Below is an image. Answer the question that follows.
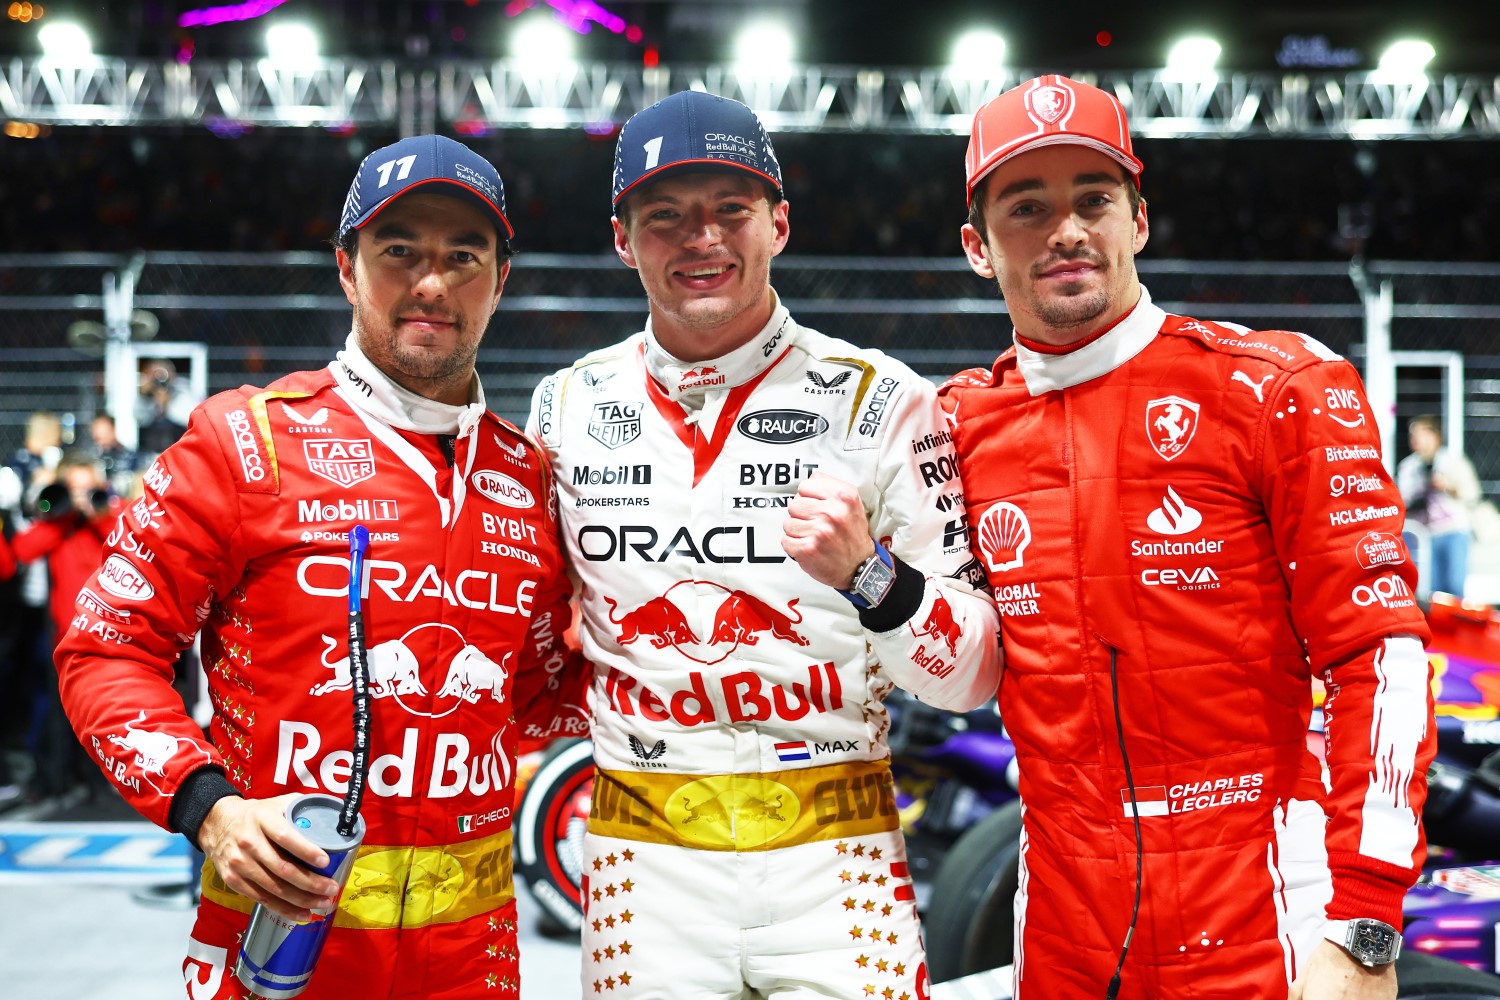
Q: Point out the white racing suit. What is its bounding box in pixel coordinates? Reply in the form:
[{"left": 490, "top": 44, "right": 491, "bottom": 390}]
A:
[{"left": 528, "top": 296, "right": 1003, "bottom": 999}]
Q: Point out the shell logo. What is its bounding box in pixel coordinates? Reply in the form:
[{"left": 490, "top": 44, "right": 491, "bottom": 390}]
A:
[
  {"left": 976, "top": 501, "right": 1031, "bottom": 573},
  {"left": 665, "top": 775, "right": 800, "bottom": 849}
]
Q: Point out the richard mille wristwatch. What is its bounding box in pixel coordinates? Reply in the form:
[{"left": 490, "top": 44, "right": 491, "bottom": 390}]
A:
[
  {"left": 841, "top": 542, "right": 896, "bottom": 609},
  {"left": 1329, "top": 918, "right": 1402, "bottom": 967}
]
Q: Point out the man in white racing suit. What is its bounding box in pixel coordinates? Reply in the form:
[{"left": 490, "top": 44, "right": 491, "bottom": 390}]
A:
[{"left": 527, "top": 91, "right": 1003, "bottom": 999}]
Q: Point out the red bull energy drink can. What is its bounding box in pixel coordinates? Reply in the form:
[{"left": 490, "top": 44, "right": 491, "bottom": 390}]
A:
[{"left": 233, "top": 793, "right": 365, "bottom": 999}]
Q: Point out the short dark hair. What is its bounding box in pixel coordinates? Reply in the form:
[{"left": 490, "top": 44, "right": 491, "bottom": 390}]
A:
[
  {"left": 967, "top": 168, "right": 1143, "bottom": 243},
  {"left": 615, "top": 173, "right": 784, "bottom": 232}
]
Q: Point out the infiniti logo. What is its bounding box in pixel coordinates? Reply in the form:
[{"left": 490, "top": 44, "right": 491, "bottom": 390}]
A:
[{"left": 1146, "top": 487, "right": 1203, "bottom": 536}]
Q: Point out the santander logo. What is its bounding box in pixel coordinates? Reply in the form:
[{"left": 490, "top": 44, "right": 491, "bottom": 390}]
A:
[{"left": 1145, "top": 487, "right": 1203, "bottom": 536}]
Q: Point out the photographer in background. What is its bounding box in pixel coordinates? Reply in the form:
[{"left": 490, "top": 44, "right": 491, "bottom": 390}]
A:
[
  {"left": 7, "top": 456, "right": 117, "bottom": 801},
  {"left": 1398, "top": 415, "right": 1482, "bottom": 598}
]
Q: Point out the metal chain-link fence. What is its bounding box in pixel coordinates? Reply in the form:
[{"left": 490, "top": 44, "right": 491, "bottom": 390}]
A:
[{"left": 2, "top": 253, "right": 1496, "bottom": 497}]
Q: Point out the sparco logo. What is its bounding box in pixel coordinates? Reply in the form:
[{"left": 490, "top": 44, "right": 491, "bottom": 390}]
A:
[
  {"left": 1351, "top": 574, "right": 1414, "bottom": 609},
  {"left": 471, "top": 469, "right": 534, "bottom": 509},
  {"left": 737, "top": 410, "right": 828, "bottom": 444},
  {"left": 857, "top": 377, "right": 900, "bottom": 437},
  {"left": 225, "top": 409, "right": 265, "bottom": 482},
  {"left": 99, "top": 554, "right": 154, "bottom": 601}
]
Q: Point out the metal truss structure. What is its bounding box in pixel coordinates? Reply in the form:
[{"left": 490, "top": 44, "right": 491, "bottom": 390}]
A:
[{"left": 3, "top": 58, "right": 1498, "bottom": 138}]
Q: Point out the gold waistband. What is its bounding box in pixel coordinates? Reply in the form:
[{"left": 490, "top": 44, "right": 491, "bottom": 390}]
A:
[
  {"left": 200, "top": 828, "right": 514, "bottom": 931},
  {"left": 587, "top": 759, "right": 898, "bottom": 851}
]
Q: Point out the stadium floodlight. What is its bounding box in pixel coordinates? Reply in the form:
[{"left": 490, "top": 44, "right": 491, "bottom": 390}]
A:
[
  {"left": 1377, "top": 39, "right": 1435, "bottom": 79},
  {"left": 1166, "top": 36, "right": 1221, "bottom": 77},
  {"left": 734, "top": 20, "right": 795, "bottom": 73},
  {"left": 38, "top": 20, "right": 92, "bottom": 63},
  {"left": 265, "top": 22, "right": 319, "bottom": 66},
  {"left": 510, "top": 15, "right": 576, "bottom": 70},
  {"left": 950, "top": 29, "right": 1006, "bottom": 77}
]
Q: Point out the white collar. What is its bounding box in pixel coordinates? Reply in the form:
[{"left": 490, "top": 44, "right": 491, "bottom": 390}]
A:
[
  {"left": 643, "top": 293, "right": 794, "bottom": 403},
  {"left": 331, "top": 332, "right": 486, "bottom": 436},
  {"left": 1015, "top": 286, "right": 1165, "bottom": 396}
]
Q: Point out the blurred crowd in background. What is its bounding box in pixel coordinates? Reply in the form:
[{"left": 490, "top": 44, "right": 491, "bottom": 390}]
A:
[{"left": 3, "top": 129, "right": 1498, "bottom": 260}]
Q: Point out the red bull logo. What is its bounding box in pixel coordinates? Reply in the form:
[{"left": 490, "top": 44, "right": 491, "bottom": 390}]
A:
[
  {"left": 664, "top": 775, "right": 799, "bottom": 848},
  {"left": 677, "top": 366, "right": 726, "bottom": 391},
  {"left": 603, "top": 581, "right": 808, "bottom": 664},
  {"left": 306, "top": 623, "right": 514, "bottom": 719},
  {"left": 909, "top": 593, "right": 961, "bottom": 657},
  {"left": 604, "top": 661, "right": 842, "bottom": 727}
]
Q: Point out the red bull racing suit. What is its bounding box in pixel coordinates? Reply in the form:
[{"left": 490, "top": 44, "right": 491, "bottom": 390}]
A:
[
  {"left": 938, "top": 289, "right": 1434, "bottom": 999},
  {"left": 528, "top": 296, "right": 1003, "bottom": 999},
  {"left": 56, "top": 338, "right": 588, "bottom": 1000}
]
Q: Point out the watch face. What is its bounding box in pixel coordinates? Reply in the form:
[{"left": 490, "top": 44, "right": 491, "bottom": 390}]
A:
[
  {"left": 1348, "top": 920, "right": 1399, "bottom": 965},
  {"left": 855, "top": 558, "right": 897, "bottom": 605}
]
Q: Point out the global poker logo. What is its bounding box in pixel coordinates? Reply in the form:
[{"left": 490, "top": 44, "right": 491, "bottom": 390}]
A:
[{"left": 603, "top": 581, "right": 809, "bottom": 664}]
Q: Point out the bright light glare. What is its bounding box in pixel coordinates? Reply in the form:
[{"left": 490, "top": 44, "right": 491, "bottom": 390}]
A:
[
  {"left": 510, "top": 16, "right": 575, "bottom": 67},
  {"left": 265, "top": 23, "right": 319, "bottom": 65},
  {"left": 734, "top": 20, "right": 795, "bottom": 71},
  {"left": 38, "top": 21, "right": 91, "bottom": 61},
  {"left": 950, "top": 29, "right": 1005, "bottom": 76},
  {"left": 1378, "top": 39, "right": 1435, "bottom": 76},
  {"left": 1166, "top": 36, "right": 1221, "bottom": 74}
]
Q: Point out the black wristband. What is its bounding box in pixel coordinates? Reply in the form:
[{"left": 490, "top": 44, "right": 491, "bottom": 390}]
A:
[
  {"left": 168, "top": 766, "right": 242, "bottom": 851},
  {"left": 856, "top": 554, "right": 925, "bottom": 633}
]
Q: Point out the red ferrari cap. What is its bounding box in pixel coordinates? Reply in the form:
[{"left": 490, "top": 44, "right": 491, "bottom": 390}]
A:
[{"left": 965, "top": 75, "right": 1143, "bottom": 205}]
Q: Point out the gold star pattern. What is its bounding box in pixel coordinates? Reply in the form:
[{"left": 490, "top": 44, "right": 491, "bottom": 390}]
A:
[
  {"left": 874, "top": 874, "right": 888, "bottom": 887},
  {"left": 883, "top": 988, "right": 896, "bottom": 999},
  {"left": 862, "top": 900, "right": 876, "bottom": 913},
  {"left": 486, "top": 944, "right": 498, "bottom": 958},
  {"left": 621, "top": 879, "right": 634, "bottom": 893},
  {"left": 488, "top": 916, "right": 500, "bottom": 932},
  {"left": 893, "top": 963, "right": 906, "bottom": 977},
  {"left": 843, "top": 897, "right": 857, "bottom": 911},
  {"left": 876, "top": 959, "right": 889, "bottom": 973},
  {"left": 592, "top": 919, "right": 603, "bottom": 932},
  {"left": 606, "top": 853, "right": 619, "bottom": 866},
  {"left": 885, "top": 932, "right": 898, "bottom": 945},
  {"left": 881, "top": 904, "right": 893, "bottom": 917},
  {"left": 868, "top": 927, "right": 883, "bottom": 941},
  {"left": 619, "top": 941, "right": 632, "bottom": 955},
  {"left": 840, "top": 870, "right": 853, "bottom": 883},
  {"left": 593, "top": 858, "right": 604, "bottom": 871},
  {"left": 849, "top": 926, "right": 864, "bottom": 940},
  {"left": 870, "top": 848, "right": 883, "bottom": 861},
  {"left": 621, "top": 849, "right": 634, "bottom": 862},
  {"left": 836, "top": 841, "right": 849, "bottom": 855},
  {"left": 863, "top": 985, "right": 876, "bottom": 997},
  {"left": 618, "top": 972, "right": 632, "bottom": 986},
  {"left": 858, "top": 873, "right": 871, "bottom": 884},
  {"left": 605, "top": 884, "right": 618, "bottom": 898},
  {"left": 604, "top": 915, "right": 616, "bottom": 929},
  {"left": 485, "top": 973, "right": 497, "bottom": 989},
  {"left": 593, "top": 981, "right": 602, "bottom": 994},
  {"left": 620, "top": 910, "right": 633, "bottom": 923},
  {"left": 592, "top": 889, "right": 603, "bottom": 902},
  {"left": 855, "top": 954, "right": 869, "bottom": 968},
  {"left": 604, "top": 946, "right": 616, "bottom": 960},
  {"left": 604, "top": 976, "right": 616, "bottom": 990},
  {"left": 592, "top": 950, "right": 602, "bottom": 964},
  {"left": 900, "top": 992, "right": 912, "bottom": 1000}
]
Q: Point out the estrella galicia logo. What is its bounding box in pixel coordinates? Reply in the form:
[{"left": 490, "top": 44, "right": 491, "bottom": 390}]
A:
[
  {"left": 737, "top": 409, "right": 828, "bottom": 444},
  {"left": 588, "top": 401, "right": 643, "bottom": 450}
]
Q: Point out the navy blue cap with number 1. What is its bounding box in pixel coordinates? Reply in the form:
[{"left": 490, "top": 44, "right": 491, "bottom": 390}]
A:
[{"left": 611, "top": 91, "right": 783, "bottom": 208}]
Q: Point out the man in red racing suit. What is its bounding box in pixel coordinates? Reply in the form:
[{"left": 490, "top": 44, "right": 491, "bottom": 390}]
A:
[
  {"left": 940, "top": 75, "right": 1434, "bottom": 999},
  {"left": 56, "top": 134, "right": 587, "bottom": 1000}
]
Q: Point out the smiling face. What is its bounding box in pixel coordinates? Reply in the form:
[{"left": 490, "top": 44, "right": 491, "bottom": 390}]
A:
[
  {"left": 962, "top": 145, "right": 1148, "bottom": 347},
  {"left": 337, "top": 191, "right": 508, "bottom": 404},
  {"left": 613, "top": 171, "right": 790, "bottom": 362}
]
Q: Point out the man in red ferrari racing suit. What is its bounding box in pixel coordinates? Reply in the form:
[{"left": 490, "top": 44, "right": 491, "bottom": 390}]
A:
[
  {"left": 56, "top": 134, "right": 587, "bottom": 1000},
  {"left": 940, "top": 75, "right": 1435, "bottom": 1000},
  {"left": 528, "top": 90, "right": 1003, "bottom": 1000}
]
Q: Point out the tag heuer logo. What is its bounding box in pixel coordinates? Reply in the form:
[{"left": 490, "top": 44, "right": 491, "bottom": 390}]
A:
[
  {"left": 588, "top": 402, "right": 643, "bottom": 450},
  {"left": 304, "top": 439, "right": 376, "bottom": 486}
]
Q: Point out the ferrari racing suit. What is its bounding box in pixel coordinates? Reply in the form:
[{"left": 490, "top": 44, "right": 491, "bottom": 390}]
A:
[
  {"left": 56, "top": 338, "right": 588, "bottom": 1000},
  {"left": 938, "top": 288, "right": 1435, "bottom": 999},
  {"left": 528, "top": 296, "right": 1003, "bottom": 999}
]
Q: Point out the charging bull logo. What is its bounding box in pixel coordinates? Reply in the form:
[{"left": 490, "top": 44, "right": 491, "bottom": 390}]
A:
[
  {"left": 307, "top": 623, "right": 513, "bottom": 719},
  {"left": 666, "top": 775, "right": 800, "bottom": 849},
  {"left": 605, "top": 581, "right": 808, "bottom": 664},
  {"left": 108, "top": 711, "right": 184, "bottom": 776},
  {"left": 910, "top": 593, "right": 961, "bottom": 656},
  {"left": 439, "top": 645, "right": 512, "bottom": 704}
]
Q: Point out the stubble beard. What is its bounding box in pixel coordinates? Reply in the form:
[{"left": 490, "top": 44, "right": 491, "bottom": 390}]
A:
[{"left": 353, "top": 296, "right": 479, "bottom": 385}]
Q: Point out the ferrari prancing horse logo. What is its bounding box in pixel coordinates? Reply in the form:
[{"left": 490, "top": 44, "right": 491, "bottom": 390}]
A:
[{"left": 1145, "top": 396, "right": 1199, "bottom": 461}]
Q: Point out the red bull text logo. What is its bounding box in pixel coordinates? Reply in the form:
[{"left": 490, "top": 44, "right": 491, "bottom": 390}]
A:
[
  {"left": 604, "top": 661, "right": 842, "bottom": 727},
  {"left": 275, "top": 721, "right": 513, "bottom": 799}
]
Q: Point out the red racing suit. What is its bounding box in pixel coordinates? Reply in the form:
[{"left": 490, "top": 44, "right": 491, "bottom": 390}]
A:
[
  {"left": 56, "top": 340, "right": 588, "bottom": 1000},
  {"left": 939, "top": 288, "right": 1435, "bottom": 999},
  {"left": 529, "top": 296, "right": 1003, "bottom": 999}
]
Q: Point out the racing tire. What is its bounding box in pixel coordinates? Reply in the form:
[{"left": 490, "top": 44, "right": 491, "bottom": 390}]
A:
[
  {"left": 1395, "top": 950, "right": 1500, "bottom": 999},
  {"left": 514, "top": 737, "right": 595, "bottom": 933},
  {"left": 922, "top": 799, "right": 1023, "bottom": 983}
]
